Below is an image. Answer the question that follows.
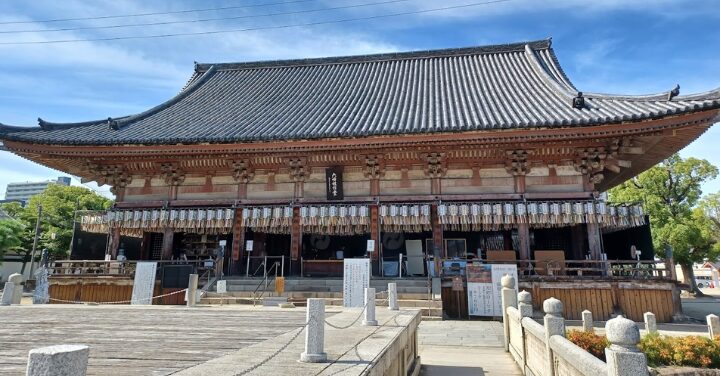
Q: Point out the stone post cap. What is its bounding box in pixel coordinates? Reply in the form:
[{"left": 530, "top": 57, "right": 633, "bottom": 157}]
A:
[
  {"left": 518, "top": 290, "right": 531, "bottom": 304},
  {"left": 708, "top": 314, "right": 719, "bottom": 320},
  {"left": 501, "top": 274, "right": 515, "bottom": 289},
  {"left": 8, "top": 273, "right": 23, "bottom": 283},
  {"left": 582, "top": 309, "right": 591, "bottom": 314},
  {"left": 29, "top": 344, "right": 89, "bottom": 356},
  {"left": 644, "top": 312, "right": 655, "bottom": 317},
  {"left": 543, "top": 297, "right": 563, "bottom": 316},
  {"left": 606, "top": 315, "right": 640, "bottom": 348}
]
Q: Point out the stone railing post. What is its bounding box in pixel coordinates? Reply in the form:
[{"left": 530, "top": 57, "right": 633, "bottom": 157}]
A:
[
  {"left": 186, "top": 273, "right": 198, "bottom": 307},
  {"left": 644, "top": 312, "right": 657, "bottom": 335},
  {"left": 712, "top": 269, "right": 719, "bottom": 289},
  {"left": 9, "top": 273, "right": 23, "bottom": 304},
  {"left": 707, "top": 314, "right": 719, "bottom": 338},
  {"left": 501, "top": 275, "right": 517, "bottom": 352},
  {"left": 543, "top": 297, "right": 565, "bottom": 376},
  {"left": 363, "top": 287, "right": 378, "bottom": 326},
  {"left": 517, "top": 290, "right": 533, "bottom": 371},
  {"left": 300, "top": 298, "right": 327, "bottom": 363},
  {"left": 388, "top": 283, "right": 399, "bottom": 311},
  {"left": 1, "top": 282, "right": 15, "bottom": 306},
  {"left": 605, "top": 316, "right": 648, "bottom": 376},
  {"left": 582, "top": 310, "right": 593, "bottom": 332},
  {"left": 26, "top": 345, "right": 89, "bottom": 376}
]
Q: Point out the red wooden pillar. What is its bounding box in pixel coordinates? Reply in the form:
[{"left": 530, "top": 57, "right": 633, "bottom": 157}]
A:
[
  {"left": 514, "top": 174, "right": 530, "bottom": 260},
  {"left": 161, "top": 228, "right": 174, "bottom": 260},
  {"left": 431, "top": 204, "right": 444, "bottom": 274},
  {"left": 231, "top": 208, "right": 244, "bottom": 275},
  {"left": 108, "top": 227, "right": 121, "bottom": 259},
  {"left": 587, "top": 223, "right": 602, "bottom": 260},
  {"left": 290, "top": 207, "right": 302, "bottom": 275},
  {"left": 370, "top": 205, "right": 380, "bottom": 275}
]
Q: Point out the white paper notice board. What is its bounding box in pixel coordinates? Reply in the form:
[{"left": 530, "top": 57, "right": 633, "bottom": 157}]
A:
[
  {"left": 343, "top": 259, "right": 370, "bottom": 308},
  {"left": 467, "top": 264, "right": 518, "bottom": 316}
]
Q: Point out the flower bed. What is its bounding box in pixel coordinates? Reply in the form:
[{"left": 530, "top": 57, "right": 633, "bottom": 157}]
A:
[{"left": 567, "top": 330, "right": 720, "bottom": 369}]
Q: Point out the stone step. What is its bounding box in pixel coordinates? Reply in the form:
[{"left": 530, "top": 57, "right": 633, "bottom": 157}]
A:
[{"left": 208, "top": 291, "right": 432, "bottom": 300}]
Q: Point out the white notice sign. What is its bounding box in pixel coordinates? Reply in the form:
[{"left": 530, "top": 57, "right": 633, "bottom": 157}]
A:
[
  {"left": 131, "top": 262, "right": 157, "bottom": 305},
  {"left": 343, "top": 259, "right": 370, "bottom": 308},
  {"left": 491, "top": 264, "right": 519, "bottom": 316},
  {"left": 466, "top": 264, "right": 519, "bottom": 316},
  {"left": 366, "top": 240, "right": 375, "bottom": 253},
  {"left": 246, "top": 240, "right": 254, "bottom": 252},
  {"left": 216, "top": 280, "right": 227, "bottom": 294},
  {"left": 466, "top": 264, "right": 494, "bottom": 316}
]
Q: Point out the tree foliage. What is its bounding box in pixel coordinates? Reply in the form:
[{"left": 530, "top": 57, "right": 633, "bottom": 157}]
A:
[
  {"left": 608, "top": 154, "right": 719, "bottom": 293},
  {"left": 0, "top": 219, "right": 25, "bottom": 260},
  {"left": 1, "top": 185, "right": 112, "bottom": 262}
]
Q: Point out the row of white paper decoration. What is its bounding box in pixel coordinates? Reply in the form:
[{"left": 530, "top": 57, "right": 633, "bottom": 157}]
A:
[
  {"left": 437, "top": 202, "right": 644, "bottom": 231},
  {"left": 301, "top": 205, "right": 370, "bottom": 235},
  {"left": 379, "top": 204, "right": 432, "bottom": 233},
  {"left": 241, "top": 206, "right": 293, "bottom": 234},
  {"left": 80, "top": 208, "right": 235, "bottom": 234},
  {"left": 79, "top": 201, "right": 645, "bottom": 236}
]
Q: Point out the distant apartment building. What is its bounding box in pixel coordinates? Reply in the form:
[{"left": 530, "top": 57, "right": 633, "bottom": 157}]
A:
[{"left": 4, "top": 176, "right": 71, "bottom": 202}]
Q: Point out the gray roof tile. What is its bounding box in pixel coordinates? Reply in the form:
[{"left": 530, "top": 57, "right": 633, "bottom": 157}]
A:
[{"left": 1, "top": 39, "right": 719, "bottom": 146}]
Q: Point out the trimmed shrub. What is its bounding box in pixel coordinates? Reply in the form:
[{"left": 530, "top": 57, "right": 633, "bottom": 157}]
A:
[
  {"left": 566, "top": 330, "right": 609, "bottom": 361},
  {"left": 639, "top": 333, "right": 674, "bottom": 367},
  {"left": 639, "top": 333, "right": 720, "bottom": 368}
]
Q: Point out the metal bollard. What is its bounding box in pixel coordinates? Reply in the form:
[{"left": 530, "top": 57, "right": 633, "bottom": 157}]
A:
[
  {"left": 186, "top": 273, "right": 198, "bottom": 307},
  {"left": 363, "top": 287, "right": 378, "bottom": 326},
  {"left": 300, "top": 298, "right": 327, "bottom": 363},
  {"left": 26, "top": 344, "right": 89, "bottom": 376},
  {"left": 388, "top": 283, "right": 399, "bottom": 310}
]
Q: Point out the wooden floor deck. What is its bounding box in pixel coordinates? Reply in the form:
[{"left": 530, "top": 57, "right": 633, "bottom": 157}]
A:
[{"left": 0, "top": 305, "right": 307, "bottom": 375}]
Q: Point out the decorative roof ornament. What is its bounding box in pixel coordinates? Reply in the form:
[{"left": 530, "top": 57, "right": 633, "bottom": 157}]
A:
[
  {"left": 107, "top": 117, "right": 119, "bottom": 131},
  {"left": 572, "top": 92, "right": 585, "bottom": 109},
  {"left": 667, "top": 84, "right": 680, "bottom": 100}
]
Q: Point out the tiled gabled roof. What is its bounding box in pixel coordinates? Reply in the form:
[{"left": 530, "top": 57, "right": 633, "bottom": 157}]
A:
[{"left": 1, "top": 39, "right": 719, "bottom": 146}]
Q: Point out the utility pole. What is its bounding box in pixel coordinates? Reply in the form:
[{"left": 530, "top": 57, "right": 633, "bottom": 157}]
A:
[{"left": 29, "top": 204, "right": 42, "bottom": 278}]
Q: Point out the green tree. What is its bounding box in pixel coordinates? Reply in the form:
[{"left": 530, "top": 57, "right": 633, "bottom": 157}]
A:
[
  {"left": 1, "top": 184, "right": 112, "bottom": 270},
  {"left": 609, "top": 154, "right": 719, "bottom": 295},
  {"left": 0, "top": 219, "right": 25, "bottom": 261}
]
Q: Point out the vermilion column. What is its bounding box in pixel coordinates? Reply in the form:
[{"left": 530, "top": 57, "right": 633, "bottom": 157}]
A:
[
  {"left": 231, "top": 208, "right": 244, "bottom": 275},
  {"left": 108, "top": 227, "right": 121, "bottom": 259},
  {"left": 161, "top": 228, "right": 174, "bottom": 260},
  {"left": 290, "top": 207, "right": 302, "bottom": 275},
  {"left": 370, "top": 205, "right": 380, "bottom": 260},
  {"left": 431, "top": 204, "right": 444, "bottom": 274}
]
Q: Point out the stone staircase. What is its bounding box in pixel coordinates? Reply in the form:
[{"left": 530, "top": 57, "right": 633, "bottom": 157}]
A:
[{"left": 200, "top": 277, "right": 442, "bottom": 319}]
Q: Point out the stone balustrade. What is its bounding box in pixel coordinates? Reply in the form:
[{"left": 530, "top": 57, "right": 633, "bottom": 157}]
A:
[{"left": 500, "top": 275, "right": 649, "bottom": 376}]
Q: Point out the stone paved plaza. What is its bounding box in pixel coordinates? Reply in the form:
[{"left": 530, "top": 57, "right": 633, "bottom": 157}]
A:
[{"left": 0, "top": 305, "right": 307, "bottom": 375}]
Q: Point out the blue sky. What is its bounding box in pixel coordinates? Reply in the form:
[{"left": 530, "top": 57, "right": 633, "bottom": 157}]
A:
[{"left": 0, "top": 0, "right": 719, "bottom": 199}]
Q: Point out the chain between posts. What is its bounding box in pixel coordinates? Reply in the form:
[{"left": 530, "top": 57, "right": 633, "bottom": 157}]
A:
[{"left": 36, "top": 288, "right": 190, "bottom": 305}]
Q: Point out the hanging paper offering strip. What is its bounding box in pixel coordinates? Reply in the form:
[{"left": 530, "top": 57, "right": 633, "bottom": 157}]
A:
[
  {"left": 79, "top": 207, "right": 235, "bottom": 235},
  {"left": 241, "top": 206, "right": 293, "bottom": 234},
  {"left": 437, "top": 202, "right": 645, "bottom": 230},
  {"left": 379, "top": 204, "right": 431, "bottom": 233},
  {"left": 300, "top": 205, "right": 370, "bottom": 235}
]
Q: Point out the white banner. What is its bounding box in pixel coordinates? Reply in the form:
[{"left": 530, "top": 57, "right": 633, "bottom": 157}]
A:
[
  {"left": 131, "top": 262, "right": 157, "bottom": 305},
  {"left": 343, "top": 259, "right": 370, "bottom": 308}
]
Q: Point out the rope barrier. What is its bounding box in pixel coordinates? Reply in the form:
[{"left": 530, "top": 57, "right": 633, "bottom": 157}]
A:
[
  {"left": 323, "top": 302, "right": 369, "bottom": 330},
  {"left": 38, "top": 288, "right": 189, "bottom": 305},
  {"left": 233, "top": 322, "right": 310, "bottom": 376}
]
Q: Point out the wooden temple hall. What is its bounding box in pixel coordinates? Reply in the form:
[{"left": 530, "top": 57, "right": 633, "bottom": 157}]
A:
[{"left": 2, "top": 39, "right": 719, "bottom": 282}]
